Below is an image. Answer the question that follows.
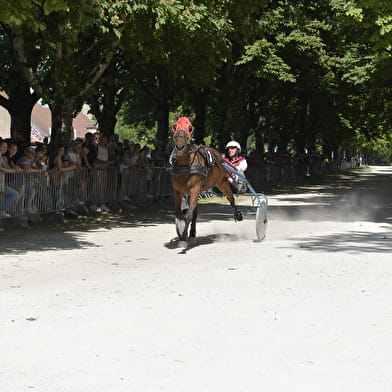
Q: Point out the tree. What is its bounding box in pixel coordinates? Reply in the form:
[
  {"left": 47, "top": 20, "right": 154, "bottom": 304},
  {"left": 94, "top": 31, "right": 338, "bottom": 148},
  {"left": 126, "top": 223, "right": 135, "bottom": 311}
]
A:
[
  {"left": 7, "top": 0, "right": 136, "bottom": 147},
  {"left": 120, "top": 0, "right": 231, "bottom": 144},
  {"left": 0, "top": 24, "right": 39, "bottom": 140},
  {"left": 87, "top": 50, "right": 134, "bottom": 137}
]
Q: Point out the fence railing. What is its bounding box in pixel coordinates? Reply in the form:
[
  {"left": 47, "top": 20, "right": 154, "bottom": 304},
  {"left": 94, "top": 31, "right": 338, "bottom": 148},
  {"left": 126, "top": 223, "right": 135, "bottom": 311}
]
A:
[
  {"left": 0, "top": 167, "right": 121, "bottom": 217},
  {"left": 0, "top": 159, "right": 356, "bottom": 219},
  {"left": 246, "top": 159, "right": 355, "bottom": 189}
]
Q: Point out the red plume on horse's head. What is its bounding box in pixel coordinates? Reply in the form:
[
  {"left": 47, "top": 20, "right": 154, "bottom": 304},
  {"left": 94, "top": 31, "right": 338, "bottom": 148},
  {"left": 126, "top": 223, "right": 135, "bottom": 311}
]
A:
[{"left": 172, "top": 113, "right": 196, "bottom": 139}]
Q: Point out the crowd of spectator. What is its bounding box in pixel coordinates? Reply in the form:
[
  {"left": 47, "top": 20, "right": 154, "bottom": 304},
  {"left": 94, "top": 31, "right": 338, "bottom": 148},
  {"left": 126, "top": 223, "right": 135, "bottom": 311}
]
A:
[
  {"left": 0, "top": 131, "right": 171, "bottom": 231},
  {"left": 1, "top": 131, "right": 359, "bottom": 232}
]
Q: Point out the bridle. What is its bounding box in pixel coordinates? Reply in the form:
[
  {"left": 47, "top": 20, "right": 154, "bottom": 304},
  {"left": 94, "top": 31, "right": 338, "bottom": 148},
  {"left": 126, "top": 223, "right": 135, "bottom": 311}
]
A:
[{"left": 172, "top": 117, "right": 194, "bottom": 153}]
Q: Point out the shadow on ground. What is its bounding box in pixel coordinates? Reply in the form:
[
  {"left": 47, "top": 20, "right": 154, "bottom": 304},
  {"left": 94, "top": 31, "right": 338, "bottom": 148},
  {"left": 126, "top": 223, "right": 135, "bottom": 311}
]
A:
[
  {"left": 164, "top": 231, "right": 261, "bottom": 254},
  {"left": 290, "top": 227, "right": 392, "bottom": 254},
  {"left": 0, "top": 204, "right": 172, "bottom": 255},
  {"left": 0, "top": 201, "right": 250, "bottom": 255}
]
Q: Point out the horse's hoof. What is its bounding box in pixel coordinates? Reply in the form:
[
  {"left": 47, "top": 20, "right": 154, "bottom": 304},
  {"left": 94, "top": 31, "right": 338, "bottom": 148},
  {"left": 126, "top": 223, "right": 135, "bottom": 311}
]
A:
[
  {"left": 178, "top": 240, "right": 188, "bottom": 249},
  {"left": 235, "top": 211, "right": 243, "bottom": 222}
]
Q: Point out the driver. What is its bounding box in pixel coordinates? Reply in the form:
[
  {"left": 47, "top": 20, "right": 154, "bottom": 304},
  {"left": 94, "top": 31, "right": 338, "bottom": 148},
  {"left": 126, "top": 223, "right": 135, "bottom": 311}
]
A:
[{"left": 224, "top": 140, "right": 248, "bottom": 192}]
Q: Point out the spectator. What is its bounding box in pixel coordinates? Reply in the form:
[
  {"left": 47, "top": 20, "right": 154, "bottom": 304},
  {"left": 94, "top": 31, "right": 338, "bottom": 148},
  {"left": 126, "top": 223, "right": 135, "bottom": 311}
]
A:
[
  {"left": 52, "top": 145, "right": 69, "bottom": 171},
  {"left": 42, "top": 137, "right": 49, "bottom": 149},
  {"left": 151, "top": 140, "right": 169, "bottom": 167},
  {"left": 50, "top": 145, "right": 76, "bottom": 219},
  {"left": 115, "top": 142, "right": 125, "bottom": 166},
  {"left": 16, "top": 147, "right": 41, "bottom": 172},
  {"left": 11, "top": 131, "right": 29, "bottom": 162},
  {"left": 92, "top": 135, "right": 113, "bottom": 212},
  {"left": 118, "top": 142, "right": 130, "bottom": 174},
  {"left": 134, "top": 146, "right": 154, "bottom": 198},
  {"left": 81, "top": 132, "right": 98, "bottom": 168},
  {"left": 122, "top": 139, "right": 130, "bottom": 154},
  {"left": 65, "top": 139, "right": 83, "bottom": 169},
  {"left": 0, "top": 140, "right": 19, "bottom": 218},
  {"left": 65, "top": 139, "right": 86, "bottom": 211},
  {"left": 1, "top": 139, "right": 24, "bottom": 200},
  {"left": 5, "top": 142, "right": 20, "bottom": 168},
  {"left": 16, "top": 146, "right": 43, "bottom": 220},
  {"left": 136, "top": 146, "right": 153, "bottom": 169},
  {"left": 129, "top": 143, "right": 141, "bottom": 167},
  {"left": 107, "top": 142, "right": 118, "bottom": 164},
  {"left": 124, "top": 142, "right": 135, "bottom": 167},
  {"left": 34, "top": 146, "right": 49, "bottom": 171},
  {"left": 95, "top": 135, "right": 114, "bottom": 168}
]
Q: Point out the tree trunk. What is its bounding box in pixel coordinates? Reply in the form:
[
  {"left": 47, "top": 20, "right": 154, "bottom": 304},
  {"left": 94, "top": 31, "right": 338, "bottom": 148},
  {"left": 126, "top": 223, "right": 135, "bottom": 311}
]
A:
[
  {"left": 155, "top": 100, "right": 169, "bottom": 143},
  {"left": 98, "top": 112, "right": 117, "bottom": 137},
  {"left": 217, "top": 106, "right": 232, "bottom": 151},
  {"left": 50, "top": 99, "right": 75, "bottom": 148},
  {"left": 0, "top": 79, "right": 39, "bottom": 141},
  {"left": 255, "top": 115, "right": 266, "bottom": 157},
  {"left": 89, "top": 62, "right": 130, "bottom": 138},
  {"left": 193, "top": 88, "right": 209, "bottom": 144},
  {"left": 294, "top": 102, "right": 309, "bottom": 155},
  {"left": 93, "top": 82, "right": 118, "bottom": 137}
]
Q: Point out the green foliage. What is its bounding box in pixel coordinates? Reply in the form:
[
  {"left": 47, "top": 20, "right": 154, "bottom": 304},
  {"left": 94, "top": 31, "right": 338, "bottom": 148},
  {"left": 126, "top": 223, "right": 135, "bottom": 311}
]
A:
[
  {"left": 117, "top": 113, "right": 157, "bottom": 147},
  {"left": 1, "top": 0, "right": 392, "bottom": 159},
  {"left": 237, "top": 39, "right": 296, "bottom": 82},
  {"left": 360, "top": 135, "right": 392, "bottom": 165},
  {"left": 0, "top": 0, "right": 68, "bottom": 30},
  {"left": 345, "top": 0, "right": 392, "bottom": 52}
]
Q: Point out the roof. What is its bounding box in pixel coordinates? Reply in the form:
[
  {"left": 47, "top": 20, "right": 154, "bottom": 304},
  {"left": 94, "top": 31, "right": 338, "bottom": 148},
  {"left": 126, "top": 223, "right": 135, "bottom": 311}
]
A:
[
  {"left": 30, "top": 103, "right": 97, "bottom": 138},
  {"left": 72, "top": 112, "right": 97, "bottom": 138},
  {"left": 31, "top": 103, "right": 51, "bottom": 135},
  {"left": 0, "top": 92, "right": 97, "bottom": 140}
]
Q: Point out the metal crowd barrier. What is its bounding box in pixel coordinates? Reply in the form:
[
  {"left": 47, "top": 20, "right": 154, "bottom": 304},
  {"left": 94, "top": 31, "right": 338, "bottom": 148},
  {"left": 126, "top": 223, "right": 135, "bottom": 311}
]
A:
[
  {"left": 246, "top": 160, "right": 356, "bottom": 189},
  {"left": 0, "top": 167, "right": 118, "bottom": 218},
  {"left": 0, "top": 167, "right": 174, "bottom": 219},
  {"left": 118, "top": 167, "right": 173, "bottom": 201}
]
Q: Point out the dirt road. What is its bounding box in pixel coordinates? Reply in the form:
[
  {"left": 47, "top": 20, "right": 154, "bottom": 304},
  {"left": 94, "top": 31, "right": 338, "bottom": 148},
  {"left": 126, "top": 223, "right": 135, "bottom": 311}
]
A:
[{"left": 1, "top": 166, "right": 391, "bottom": 392}]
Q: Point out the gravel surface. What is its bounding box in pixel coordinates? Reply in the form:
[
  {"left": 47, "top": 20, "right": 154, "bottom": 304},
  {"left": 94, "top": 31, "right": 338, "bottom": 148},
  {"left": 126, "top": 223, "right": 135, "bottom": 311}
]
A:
[{"left": 1, "top": 166, "right": 391, "bottom": 392}]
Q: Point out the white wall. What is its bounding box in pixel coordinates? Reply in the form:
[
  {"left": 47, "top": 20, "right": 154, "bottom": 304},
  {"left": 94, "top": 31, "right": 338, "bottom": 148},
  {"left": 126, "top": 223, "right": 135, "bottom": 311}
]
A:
[{"left": 0, "top": 106, "right": 11, "bottom": 139}]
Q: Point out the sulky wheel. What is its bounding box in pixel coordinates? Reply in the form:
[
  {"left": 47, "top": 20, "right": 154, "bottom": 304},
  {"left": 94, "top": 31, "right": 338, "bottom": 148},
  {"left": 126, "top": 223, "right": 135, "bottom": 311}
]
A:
[{"left": 255, "top": 199, "right": 268, "bottom": 241}]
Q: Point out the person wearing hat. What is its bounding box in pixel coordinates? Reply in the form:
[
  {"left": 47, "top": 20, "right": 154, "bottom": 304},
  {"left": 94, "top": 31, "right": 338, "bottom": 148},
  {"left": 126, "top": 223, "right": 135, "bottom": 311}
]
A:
[{"left": 224, "top": 140, "right": 248, "bottom": 192}]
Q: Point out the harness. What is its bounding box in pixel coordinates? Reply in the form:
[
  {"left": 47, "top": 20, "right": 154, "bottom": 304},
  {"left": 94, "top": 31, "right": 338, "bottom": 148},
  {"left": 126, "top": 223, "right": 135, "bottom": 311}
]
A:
[
  {"left": 170, "top": 116, "right": 218, "bottom": 184},
  {"left": 171, "top": 164, "right": 207, "bottom": 176},
  {"left": 170, "top": 145, "right": 215, "bottom": 181}
]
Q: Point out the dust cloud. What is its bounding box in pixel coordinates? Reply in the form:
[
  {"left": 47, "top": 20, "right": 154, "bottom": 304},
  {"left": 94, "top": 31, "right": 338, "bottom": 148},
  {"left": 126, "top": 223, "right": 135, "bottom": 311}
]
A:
[{"left": 265, "top": 166, "right": 392, "bottom": 224}]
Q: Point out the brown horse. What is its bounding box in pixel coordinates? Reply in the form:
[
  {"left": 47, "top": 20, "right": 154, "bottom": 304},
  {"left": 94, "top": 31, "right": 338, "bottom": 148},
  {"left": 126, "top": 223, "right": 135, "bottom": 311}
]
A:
[{"left": 170, "top": 115, "right": 242, "bottom": 241}]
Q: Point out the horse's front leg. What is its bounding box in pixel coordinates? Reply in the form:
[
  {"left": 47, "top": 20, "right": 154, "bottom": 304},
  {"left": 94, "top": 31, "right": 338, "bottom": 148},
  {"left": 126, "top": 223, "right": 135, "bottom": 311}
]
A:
[
  {"left": 174, "top": 190, "right": 185, "bottom": 220},
  {"left": 184, "top": 186, "right": 200, "bottom": 239},
  {"left": 189, "top": 206, "right": 198, "bottom": 238},
  {"left": 174, "top": 189, "right": 194, "bottom": 241}
]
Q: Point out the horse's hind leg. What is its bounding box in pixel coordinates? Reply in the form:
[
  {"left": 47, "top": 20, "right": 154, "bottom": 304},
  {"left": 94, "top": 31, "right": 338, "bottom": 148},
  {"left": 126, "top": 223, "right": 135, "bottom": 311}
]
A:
[{"left": 217, "top": 180, "right": 243, "bottom": 221}]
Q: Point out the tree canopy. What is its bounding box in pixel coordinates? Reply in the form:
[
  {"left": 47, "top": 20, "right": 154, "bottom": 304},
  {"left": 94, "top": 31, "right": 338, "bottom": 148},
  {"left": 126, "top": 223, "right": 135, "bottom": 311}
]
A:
[{"left": 0, "top": 0, "right": 391, "bottom": 162}]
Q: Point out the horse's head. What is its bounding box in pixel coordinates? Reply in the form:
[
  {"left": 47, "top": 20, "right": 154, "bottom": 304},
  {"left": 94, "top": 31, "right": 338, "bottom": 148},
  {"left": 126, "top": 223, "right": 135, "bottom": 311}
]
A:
[{"left": 172, "top": 114, "right": 195, "bottom": 153}]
